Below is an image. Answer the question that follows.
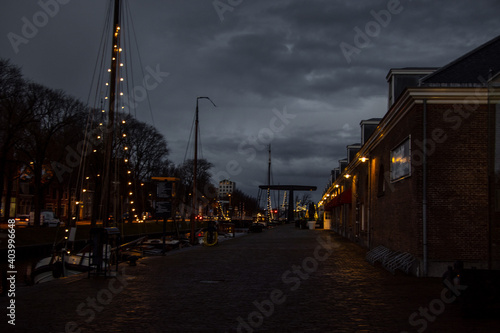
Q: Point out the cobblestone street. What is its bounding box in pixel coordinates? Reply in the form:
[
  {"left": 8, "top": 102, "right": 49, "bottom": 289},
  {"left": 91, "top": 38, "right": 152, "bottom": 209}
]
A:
[{"left": 2, "top": 224, "right": 499, "bottom": 332}]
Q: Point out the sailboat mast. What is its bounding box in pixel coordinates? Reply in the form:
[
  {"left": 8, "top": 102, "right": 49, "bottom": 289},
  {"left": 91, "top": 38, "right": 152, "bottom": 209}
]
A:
[
  {"left": 190, "top": 97, "right": 215, "bottom": 244},
  {"left": 102, "top": 0, "right": 121, "bottom": 226},
  {"left": 268, "top": 145, "right": 271, "bottom": 188},
  {"left": 192, "top": 100, "right": 199, "bottom": 237},
  {"left": 267, "top": 144, "right": 272, "bottom": 221}
]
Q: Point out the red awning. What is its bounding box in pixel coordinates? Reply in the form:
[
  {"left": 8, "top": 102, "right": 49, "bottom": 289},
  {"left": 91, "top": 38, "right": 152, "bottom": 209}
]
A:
[
  {"left": 324, "top": 189, "right": 352, "bottom": 211},
  {"left": 339, "top": 188, "right": 352, "bottom": 204},
  {"left": 324, "top": 198, "right": 336, "bottom": 211}
]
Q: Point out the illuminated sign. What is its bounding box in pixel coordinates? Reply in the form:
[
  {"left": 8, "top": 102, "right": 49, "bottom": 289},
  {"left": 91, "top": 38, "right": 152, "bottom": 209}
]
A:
[{"left": 391, "top": 137, "right": 411, "bottom": 181}]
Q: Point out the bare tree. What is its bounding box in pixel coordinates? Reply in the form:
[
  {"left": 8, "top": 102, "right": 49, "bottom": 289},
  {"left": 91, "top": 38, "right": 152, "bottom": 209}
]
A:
[
  {"left": 0, "top": 59, "right": 33, "bottom": 221},
  {"left": 16, "top": 83, "right": 83, "bottom": 226},
  {"left": 230, "top": 188, "right": 259, "bottom": 218},
  {"left": 120, "top": 114, "right": 169, "bottom": 182},
  {"left": 177, "top": 159, "right": 214, "bottom": 215}
]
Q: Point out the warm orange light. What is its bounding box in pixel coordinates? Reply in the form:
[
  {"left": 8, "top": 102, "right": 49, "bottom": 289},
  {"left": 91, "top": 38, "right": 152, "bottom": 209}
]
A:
[{"left": 359, "top": 157, "right": 368, "bottom": 162}]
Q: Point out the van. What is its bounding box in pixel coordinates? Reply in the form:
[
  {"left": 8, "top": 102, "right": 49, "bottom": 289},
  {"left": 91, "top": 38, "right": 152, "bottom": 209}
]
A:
[{"left": 29, "top": 211, "right": 63, "bottom": 227}]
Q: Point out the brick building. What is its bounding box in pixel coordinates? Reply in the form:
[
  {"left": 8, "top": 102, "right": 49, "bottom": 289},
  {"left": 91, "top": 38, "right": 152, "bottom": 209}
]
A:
[{"left": 320, "top": 36, "right": 500, "bottom": 276}]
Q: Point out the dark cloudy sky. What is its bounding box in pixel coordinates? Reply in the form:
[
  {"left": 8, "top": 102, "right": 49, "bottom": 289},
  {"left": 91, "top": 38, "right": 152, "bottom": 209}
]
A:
[{"left": 1, "top": 0, "right": 500, "bottom": 204}]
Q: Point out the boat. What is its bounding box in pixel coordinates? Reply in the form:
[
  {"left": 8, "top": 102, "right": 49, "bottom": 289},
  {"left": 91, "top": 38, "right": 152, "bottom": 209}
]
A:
[
  {"left": 32, "top": 244, "right": 114, "bottom": 284},
  {"left": 31, "top": 0, "right": 131, "bottom": 283},
  {"left": 31, "top": 226, "right": 120, "bottom": 283}
]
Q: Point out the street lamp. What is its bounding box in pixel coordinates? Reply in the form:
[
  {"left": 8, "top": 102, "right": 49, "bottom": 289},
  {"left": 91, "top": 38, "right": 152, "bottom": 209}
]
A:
[{"left": 359, "top": 156, "right": 369, "bottom": 163}]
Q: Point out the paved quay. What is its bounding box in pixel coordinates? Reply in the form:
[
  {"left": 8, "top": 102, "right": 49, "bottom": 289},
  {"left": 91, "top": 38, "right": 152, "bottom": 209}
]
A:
[{"left": 2, "top": 224, "right": 499, "bottom": 333}]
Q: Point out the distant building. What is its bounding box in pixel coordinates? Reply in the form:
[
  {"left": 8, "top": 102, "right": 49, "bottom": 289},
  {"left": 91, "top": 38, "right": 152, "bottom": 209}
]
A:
[
  {"left": 218, "top": 179, "right": 235, "bottom": 199},
  {"left": 320, "top": 35, "right": 500, "bottom": 277}
]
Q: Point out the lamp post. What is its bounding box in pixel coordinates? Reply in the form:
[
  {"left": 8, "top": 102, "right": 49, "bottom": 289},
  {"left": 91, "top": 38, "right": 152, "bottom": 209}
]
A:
[{"left": 190, "top": 96, "right": 216, "bottom": 244}]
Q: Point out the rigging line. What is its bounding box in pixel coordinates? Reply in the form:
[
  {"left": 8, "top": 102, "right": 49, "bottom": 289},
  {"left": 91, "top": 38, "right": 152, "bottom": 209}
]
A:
[
  {"left": 75, "top": 0, "right": 112, "bottom": 202},
  {"left": 98, "top": 1, "right": 121, "bottom": 221},
  {"left": 118, "top": 23, "right": 130, "bottom": 123},
  {"left": 91, "top": 11, "right": 112, "bottom": 119},
  {"left": 122, "top": 1, "right": 135, "bottom": 118},
  {"left": 127, "top": 0, "right": 157, "bottom": 126},
  {"left": 87, "top": 0, "right": 113, "bottom": 191},
  {"left": 198, "top": 120, "right": 204, "bottom": 160},
  {"left": 74, "top": 101, "right": 97, "bottom": 193},
  {"left": 183, "top": 109, "right": 196, "bottom": 163},
  {"left": 75, "top": 106, "right": 96, "bottom": 203},
  {"left": 85, "top": 0, "right": 112, "bottom": 108}
]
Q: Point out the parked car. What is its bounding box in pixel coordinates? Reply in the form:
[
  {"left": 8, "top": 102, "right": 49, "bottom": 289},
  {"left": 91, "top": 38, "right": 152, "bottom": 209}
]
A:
[
  {"left": 249, "top": 222, "right": 265, "bottom": 233},
  {"left": 15, "top": 214, "right": 31, "bottom": 227},
  {"left": 29, "top": 211, "right": 63, "bottom": 227}
]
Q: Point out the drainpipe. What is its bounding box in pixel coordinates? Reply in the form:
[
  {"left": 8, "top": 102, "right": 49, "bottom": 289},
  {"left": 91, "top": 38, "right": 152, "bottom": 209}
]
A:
[
  {"left": 423, "top": 99, "right": 428, "bottom": 277},
  {"left": 367, "top": 158, "right": 371, "bottom": 249}
]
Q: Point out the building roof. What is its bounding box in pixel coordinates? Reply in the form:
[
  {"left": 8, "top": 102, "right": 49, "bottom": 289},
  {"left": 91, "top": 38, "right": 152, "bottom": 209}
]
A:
[
  {"left": 360, "top": 118, "right": 383, "bottom": 124},
  {"left": 385, "top": 67, "right": 438, "bottom": 81},
  {"left": 421, "top": 35, "right": 500, "bottom": 86}
]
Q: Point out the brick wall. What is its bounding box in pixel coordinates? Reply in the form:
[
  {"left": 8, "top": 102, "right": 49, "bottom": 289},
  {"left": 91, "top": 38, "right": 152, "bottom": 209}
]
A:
[
  {"left": 366, "top": 100, "right": 490, "bottom": 272},
  {"left": 324, "top": 88, "right": 496, "bottom": 275},
  {"left": 424, "top": 102, "right": 489, "bottom": 262},
  {"left": 368, "top": 103, "right": 424, "bottom": 256}
]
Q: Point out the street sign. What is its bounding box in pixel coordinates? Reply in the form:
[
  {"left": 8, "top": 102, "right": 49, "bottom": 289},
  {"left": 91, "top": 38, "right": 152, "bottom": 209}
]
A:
[
  {"left": 157, "top": 182, "right": 173, "bottom": 199},
  {"left": 155, "top": 201, "right": 172, "bottom": 218}
]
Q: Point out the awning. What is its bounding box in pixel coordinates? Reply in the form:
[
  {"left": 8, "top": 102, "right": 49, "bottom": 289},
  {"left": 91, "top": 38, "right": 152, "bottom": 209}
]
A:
[
  {"left": 324, "top": 189, "right": 352, "bottom": 211},
  {"left": 339, "top": 188, "right": 352, "bottom": 204},
  {"left": 324, "top": 198, "right": 337, "bottom": 211}
]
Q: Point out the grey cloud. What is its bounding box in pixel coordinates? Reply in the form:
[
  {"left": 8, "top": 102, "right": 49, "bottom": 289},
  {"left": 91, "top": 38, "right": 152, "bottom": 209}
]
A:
[{"left": 2, "top": 0, "right": 500, "bottom": 203}]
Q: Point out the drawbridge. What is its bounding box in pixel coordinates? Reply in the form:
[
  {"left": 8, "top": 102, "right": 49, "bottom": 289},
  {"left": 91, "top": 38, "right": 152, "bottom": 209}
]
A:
[{"left": 258, "top": 185, "right": 317, "bottom": 222}]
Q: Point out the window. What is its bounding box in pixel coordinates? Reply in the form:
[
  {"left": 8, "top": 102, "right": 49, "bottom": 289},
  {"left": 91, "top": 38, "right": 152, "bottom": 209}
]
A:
[{"left": 390, "top": 136, "right": 411, "bottom": 182}]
